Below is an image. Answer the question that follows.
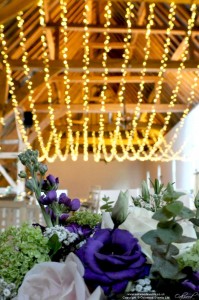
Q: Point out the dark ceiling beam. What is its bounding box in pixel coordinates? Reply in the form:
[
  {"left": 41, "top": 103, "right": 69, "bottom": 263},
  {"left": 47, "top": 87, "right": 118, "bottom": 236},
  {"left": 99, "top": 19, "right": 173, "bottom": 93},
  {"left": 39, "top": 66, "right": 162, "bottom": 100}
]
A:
[
  {"left": 8, "top": 59, "right": 199, "bottom": 72},
  {"left": 46, "top": 24, "right": 199, "bottom": 36}
]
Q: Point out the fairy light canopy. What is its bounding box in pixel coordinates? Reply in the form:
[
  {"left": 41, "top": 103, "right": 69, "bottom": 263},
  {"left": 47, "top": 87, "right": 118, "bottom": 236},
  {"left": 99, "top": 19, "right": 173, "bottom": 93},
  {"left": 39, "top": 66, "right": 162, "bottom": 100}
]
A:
[{"left": 0, "top": 0, "right": 199, "bottom": 163}]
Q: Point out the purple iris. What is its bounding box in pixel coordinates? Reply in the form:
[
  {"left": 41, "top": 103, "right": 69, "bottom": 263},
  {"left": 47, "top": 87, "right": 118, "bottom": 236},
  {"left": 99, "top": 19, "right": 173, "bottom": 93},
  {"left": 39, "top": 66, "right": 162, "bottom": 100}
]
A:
[
  {"left": 70, "top": 198, "right": 80, "bottom": 211},
  {"left": 42, "top": 174, "right": 59, "bottom": 191},
  {"left": 76, "top": 228, "right": 148, "bottom": 295},
  {"left": 58, "top": 194, "right": 80, "bottom": 211},
  {"left": 59, "top": 213, "right": 70, "bottom": 223},
  {"left": 39, "top": 190, "right": 57, "bottom": 205},
  {"left": 58, "top": 193, "right": 71, "bottom": 206},
  {"left": 181, "top": 271, "right": 199, "bottom": 292}
]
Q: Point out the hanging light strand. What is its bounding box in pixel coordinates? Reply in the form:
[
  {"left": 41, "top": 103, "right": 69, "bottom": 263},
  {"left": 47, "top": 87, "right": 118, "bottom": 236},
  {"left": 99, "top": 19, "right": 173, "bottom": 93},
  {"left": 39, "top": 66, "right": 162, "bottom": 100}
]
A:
[
  {"left": 128, "top": 3, "right": 156, "bottom": 146},
  {"left": 16, "top": 11, "right": 51, "bottom": 157},
  {"left": 94, "top": 0, "right": 112, "bottom": 162},
  {"left": 82, "top": 0, "right": 90, "bottom": 161},
  {"left": 38, "top": 0, "right": 60, "bottom": 158},
  {"left": 135, "top": 2, "right": 176, "bottom": 157},
  {"left": 60, "top": 0, "right": 77, "bottom": 161},
  {"left": 0, "top": 24, "right": 31, "bottom": 149},
  {"left": 148, "top": 3, "right": 197, "bottom": 159}
]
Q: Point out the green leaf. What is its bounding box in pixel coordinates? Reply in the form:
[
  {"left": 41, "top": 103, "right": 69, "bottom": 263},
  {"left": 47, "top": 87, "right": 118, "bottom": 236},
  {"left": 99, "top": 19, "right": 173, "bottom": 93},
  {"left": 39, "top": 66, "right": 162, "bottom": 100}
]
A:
[
  {"left": 163, "top": 183, "right": 185, "bottom": 202},
  {"left": 48, "top": 234, "right": 62, "bottom": 258},
  {"left": 152, "top": 207, "right": 173, "bottom": 221},
  {"left": 152, "top": 256, "right": 180, "bottom": 279},
  {"left": 157, "top": 222, "right": 183, "bottom": 244},
  {"left": 178, "top": 206, "right": 195, "bottom": 219},
  {"left": 141, "top": 181, "right": 150, "bottom": 202},
  {"left": 175, "top": 235, "right": 196, "bottom": 243},
  {"left": 166, "top": 201, "right": 183, "bottom": 215},
  {"left": 189, "top": 218, "right": 199, "bottom": 226},
  {"left": 141, "top": 230, "right": 160, "bottom": 246},
  {"left": 194, "top": 191, "right": 199, "bottom": 209}
]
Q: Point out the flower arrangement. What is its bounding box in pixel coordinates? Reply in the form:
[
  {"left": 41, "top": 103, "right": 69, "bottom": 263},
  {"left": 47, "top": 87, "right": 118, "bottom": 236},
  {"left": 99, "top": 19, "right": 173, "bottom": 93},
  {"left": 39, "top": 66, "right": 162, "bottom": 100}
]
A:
[{"left": 0, "top": 149, "right": 199, "bottom": 300}]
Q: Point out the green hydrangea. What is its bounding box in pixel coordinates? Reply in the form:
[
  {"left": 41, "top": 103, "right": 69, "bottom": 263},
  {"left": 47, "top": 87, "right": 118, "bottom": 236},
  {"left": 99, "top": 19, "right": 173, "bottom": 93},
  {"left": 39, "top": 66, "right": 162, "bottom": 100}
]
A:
[
  {"left": 177, "top": 240, "right": 199, "bottom": 271},
  {"left": 68, "top": 211, "right": 101, "bottom": 228},
  {"left": 0, "top": 224, "right": 50, "bottom": 290}
]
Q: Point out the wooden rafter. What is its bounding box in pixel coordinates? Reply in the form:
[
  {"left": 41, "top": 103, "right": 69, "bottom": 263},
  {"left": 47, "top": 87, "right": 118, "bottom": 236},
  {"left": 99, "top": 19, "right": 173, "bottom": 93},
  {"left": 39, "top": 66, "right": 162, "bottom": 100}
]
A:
[
  {"left": 32, "top": 103, "right": 187, "bottom": 113},
  {"left": 46, "top": 24, "right": 199, "bottom": 36},
  {"left": 7, "top": 59, "right": 199, "bottom": 72}
]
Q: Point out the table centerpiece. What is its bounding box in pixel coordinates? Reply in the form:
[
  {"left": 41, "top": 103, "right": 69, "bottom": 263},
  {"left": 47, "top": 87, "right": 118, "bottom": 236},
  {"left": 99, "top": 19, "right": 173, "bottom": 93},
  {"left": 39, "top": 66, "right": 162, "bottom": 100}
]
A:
[{"left": 0, "top": 149, "right": 198, "bottom": 300}]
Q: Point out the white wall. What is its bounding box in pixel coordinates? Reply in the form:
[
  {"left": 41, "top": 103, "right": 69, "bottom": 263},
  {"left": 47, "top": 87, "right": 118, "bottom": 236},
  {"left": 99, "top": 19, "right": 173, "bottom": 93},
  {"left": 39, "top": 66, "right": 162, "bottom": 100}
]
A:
[
  {"left": 146, "top": 105, "right": 199, "bottom": 194},
  {"left": 46, "top": 155, "right": 145, "bottom": 199}
]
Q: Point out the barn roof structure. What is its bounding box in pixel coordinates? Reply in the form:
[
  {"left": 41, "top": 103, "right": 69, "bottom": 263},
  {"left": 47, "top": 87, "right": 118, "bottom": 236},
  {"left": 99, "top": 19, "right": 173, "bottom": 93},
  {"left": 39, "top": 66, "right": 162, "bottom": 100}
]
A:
[{"left": 0, "top": 0, "right": 199, "bottom": 185}]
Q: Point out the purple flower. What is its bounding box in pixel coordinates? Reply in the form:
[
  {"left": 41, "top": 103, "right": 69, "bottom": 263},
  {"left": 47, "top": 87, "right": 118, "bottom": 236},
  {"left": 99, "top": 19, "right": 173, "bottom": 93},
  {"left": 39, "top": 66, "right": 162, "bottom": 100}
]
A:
[
  {"left": 58, "top": 193, "right": 71, "bottom": 206},
  {"left": 42, "top": 175, "right": 59, "bottom": 191},
  {"left": 45, "top": 207, "right": 56, "bottom": 221},
  {"left": 66, "top": 223, "right": 93, "bottom": 239},
  {"left": 182, "top": 271, "right": 199, "bottom": 292},
  {"left": 70, "top": 198, "right": 80, "bottom": 211},
  {"left": 39, "top": 190, "right": 57, "bottom": 205},
  {"left": 76, "top": 228, "right": 148, "bottom": 295},
  {"left": 59, "top": 213, "right": 70, "bottom": 223},
  {"left": 47, "top": 175, "right": 59, "bottom": 186}
]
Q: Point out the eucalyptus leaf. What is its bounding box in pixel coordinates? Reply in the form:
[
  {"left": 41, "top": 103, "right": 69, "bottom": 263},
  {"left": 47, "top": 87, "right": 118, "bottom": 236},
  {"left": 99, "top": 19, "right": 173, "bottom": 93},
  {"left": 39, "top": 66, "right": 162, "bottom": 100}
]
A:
[
  {"left": 157, "top": 223, "right": 183, "bottom": 244},
  {"left": 163, "top": 183, "right": 185, "bottom": 202},
  {"left": 152, "top": 256, "right": 184, "bottom": 279},
  {"left": 152, "top": 207, "right": 173, "bottom": 221},
  {"left": 177, "top": 206, "right": 195, "bottom": 219},
  {"left": 166, "top": 201, "right": 183, "bottom": 215},
  {"left": 189, "top": 218, "right": 199, "bottom": 226},
  {"left": 174, "top": 235, "right": 196, "bottom": 243},
  {"left": 141, "top": 230, "right": 160, "bottom": 246}
]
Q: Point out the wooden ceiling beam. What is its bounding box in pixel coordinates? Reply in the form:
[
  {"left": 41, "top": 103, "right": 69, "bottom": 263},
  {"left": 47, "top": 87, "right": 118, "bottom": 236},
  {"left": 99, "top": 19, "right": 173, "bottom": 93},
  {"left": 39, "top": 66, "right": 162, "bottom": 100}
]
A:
[
  {"left": 52, "top": 75, "right": 158, "bottom": 83},
  {"left": 8, "top": 59, "right": 199, "bottom": 72},
  {"left": 46, "top": 24, "right": 199, "bottom": 36},
  {"left": 0, "top": 0, "right": 38, "bottom": 24},
  {"left": 33, "top": 103, "right": 187, "bottom": 113}
]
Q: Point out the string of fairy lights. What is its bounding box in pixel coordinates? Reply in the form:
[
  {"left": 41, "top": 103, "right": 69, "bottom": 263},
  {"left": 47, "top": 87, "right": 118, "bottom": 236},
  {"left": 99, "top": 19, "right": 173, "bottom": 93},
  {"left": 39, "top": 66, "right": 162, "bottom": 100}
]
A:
[{"left": 0, "top": 1, "right": 198, "bottom": 162}]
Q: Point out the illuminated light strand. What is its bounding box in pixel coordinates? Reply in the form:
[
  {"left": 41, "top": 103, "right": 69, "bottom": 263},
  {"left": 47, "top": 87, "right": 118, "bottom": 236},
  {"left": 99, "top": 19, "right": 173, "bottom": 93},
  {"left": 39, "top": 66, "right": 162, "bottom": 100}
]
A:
[
  {"left": 135, "top": 2, "right": 176, "bottom": 157},
  {"left": 94, "top": 0, "right": 112, "bottom": 162},
  {"left": 148, "top": 3, "right": 197, "bottom": 159},
  {"left": 111, "top": 2, "right": 135, "bottom": 159},
  {"left": 16, "top": 11, "right": 51, "bottom": 158},
  {"left": 59, "top": 0, "right": 77, "bottom": 161},
  {"left": 82, "top": 0, "right": 90, "bottom": 161},
  {"left": 158, "top": 62, "right": 199, "bottom": 159},
  {"left": 38, "top": 0, "right": 60, "bottom": 158},
  {"left": 128, "top": 3, "right": 156, "bottom": 148},
  {"left": 0, "top": 24, "right": 31, "bottom": 149}
]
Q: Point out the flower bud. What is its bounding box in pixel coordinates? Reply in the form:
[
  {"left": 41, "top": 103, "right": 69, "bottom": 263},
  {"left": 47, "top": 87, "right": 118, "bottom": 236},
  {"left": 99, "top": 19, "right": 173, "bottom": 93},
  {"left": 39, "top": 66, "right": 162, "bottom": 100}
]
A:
[
  {"left": 111, "top": 191, "right": 129, "bottom": 227},
  {"left": 18, "top": 171, "right": 27, "bottom": 178},
  {"left": 38, "top": 163, "right": 48, "bottom": 175}
]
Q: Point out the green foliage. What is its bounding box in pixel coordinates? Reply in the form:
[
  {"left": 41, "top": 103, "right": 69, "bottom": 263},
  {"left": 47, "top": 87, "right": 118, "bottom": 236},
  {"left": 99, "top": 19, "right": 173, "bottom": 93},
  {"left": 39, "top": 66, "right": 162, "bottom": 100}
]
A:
[
  {"left": 178, "top": 240, "right": 199, "bottom": 271},
  {"left": 132, "top": 179, "right": 186, "bottom": 212},
  {"left": 67, "top": 211, "right": 101, "bottom": 228},
  {"left": 177, "top": 240, "right": 199, "bottom": 271},
  {"left": 47, "top": 234, "right": 62, "bottom": 259},
  {"left": 18, "top": 149, "right": 53, "bottom": 227},
  {"left": 100, "top": 195, "right": 114, "bottom": 212},
  {"left": 189, "top": 191, "right": 199, "bottom": 238},
  {"left": 141, "top": 199, "right": 196, "bottom": 280},
  {"left": 111, "top": 190, "right": 129, "bottom": 227},
  {"left": 0, "top": 224, "right": 50, "bottom": 289}
]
